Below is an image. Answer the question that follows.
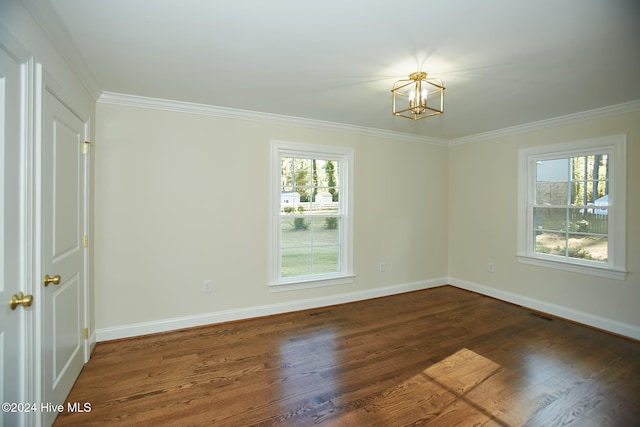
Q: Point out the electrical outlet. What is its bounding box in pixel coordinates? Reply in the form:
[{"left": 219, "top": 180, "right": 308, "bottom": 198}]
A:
[
  {"left": 487, "top": 262, "right": 495, "bottom": 273},
  {"left": 379, "top": 262, "right": 386, "bottom": 272},
  {"left": 203, "top": 280, "right": 212, "bottom": 293}
]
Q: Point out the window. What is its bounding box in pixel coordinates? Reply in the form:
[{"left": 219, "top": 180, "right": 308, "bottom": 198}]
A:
[
  {"left": 518, "top": 135, "right": 626, "bottom": 280},
  {"left": 271, "top": 141, "right": 353, "bottom": 289}
]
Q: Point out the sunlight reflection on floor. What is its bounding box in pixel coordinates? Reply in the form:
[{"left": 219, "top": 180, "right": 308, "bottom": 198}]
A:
[{"left": 333, "top": 348, "right": 509, "bottom": 426}]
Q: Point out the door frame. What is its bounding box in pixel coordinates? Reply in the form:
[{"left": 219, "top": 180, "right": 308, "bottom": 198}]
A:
[{"left": 0, "top": 24, "right": 36, "bottom": 427}]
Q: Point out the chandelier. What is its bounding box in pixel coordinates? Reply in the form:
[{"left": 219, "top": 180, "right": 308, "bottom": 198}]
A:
[{"left": 391, "top": 71, "right": 445, "bottom": 120}]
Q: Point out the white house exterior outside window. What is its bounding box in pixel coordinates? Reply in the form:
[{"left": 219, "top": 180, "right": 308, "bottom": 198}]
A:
[
  {"left": 270, "top": 141, "right": 354, "bottom": 289},
  {"left": 517, "top": 135, "right": 626, "bottom": 280}
]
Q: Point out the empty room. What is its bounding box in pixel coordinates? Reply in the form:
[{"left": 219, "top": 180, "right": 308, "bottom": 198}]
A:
[{"left": 1, "top": 0, "right": 639, "bottom": 426}]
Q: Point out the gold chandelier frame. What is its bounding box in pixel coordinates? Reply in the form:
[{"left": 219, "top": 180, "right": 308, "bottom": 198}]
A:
[{"left": 391, "top": 71, "right": 445, "bottom": 120}]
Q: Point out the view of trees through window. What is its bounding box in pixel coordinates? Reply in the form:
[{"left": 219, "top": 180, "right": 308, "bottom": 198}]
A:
[
  {"left": 534, "top": 154, "right": 609, "bottom": 262},
  {"left": 280, "top": 157, "right": 341, "bottom": 278}
]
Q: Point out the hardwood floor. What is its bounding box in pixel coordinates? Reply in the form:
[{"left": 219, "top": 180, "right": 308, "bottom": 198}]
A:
[{"left": 54, "top": 286, "right": 640, "bottom": 426}]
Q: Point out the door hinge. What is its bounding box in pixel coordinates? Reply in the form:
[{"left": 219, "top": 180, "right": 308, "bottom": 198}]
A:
[
  {"left": 82, "top": 140, "right": 91, "bottom": 154},
  {"left": 82, "top": 235, "right": 89, "bottom": 247},
  {"left": 83, "top": 327, "right": 89, "bottom": 340}
]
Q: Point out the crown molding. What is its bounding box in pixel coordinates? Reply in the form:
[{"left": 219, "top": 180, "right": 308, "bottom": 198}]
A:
[
  {"left": 19, "top": 0, "right": 101, "bottom": 100},
  {"left": 97, "top": 91, "right": 450, "bottom": 146},
  {"left": 98, "top": 92, "right": 640, "bottom": 148},
  {"left": 449, "top": 100, "right": 640, "bottom": 146}
]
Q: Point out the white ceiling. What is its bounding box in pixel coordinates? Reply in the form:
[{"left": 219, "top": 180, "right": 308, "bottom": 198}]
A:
[{"left": 47, "top": 0, "right": 640, "bottom": 140}]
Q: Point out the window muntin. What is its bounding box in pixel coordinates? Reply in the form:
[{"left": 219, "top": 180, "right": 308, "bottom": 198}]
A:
[
  {"left": 271, "top": 142, "right": 353, "bottom": 288},
  {"left": 517, "top": 135, "right": 626, "bottom": 280}
]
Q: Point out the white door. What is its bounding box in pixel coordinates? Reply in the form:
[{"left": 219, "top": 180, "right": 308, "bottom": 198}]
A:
[
  {"left": 40, "top": 88, "right": 87, "bottom": 427},
  {"left": 0, "top": 42, "right": 29, "bottom": 427}
]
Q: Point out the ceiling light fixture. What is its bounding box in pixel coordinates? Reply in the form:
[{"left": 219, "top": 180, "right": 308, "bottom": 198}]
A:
[{"left": 391, "top": 71, "right": 445, "bottom": 120}]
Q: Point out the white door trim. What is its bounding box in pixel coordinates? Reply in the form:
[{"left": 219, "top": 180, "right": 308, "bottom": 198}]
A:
[
  {"left": 0, "top": 23, "right": 36, "bottom": 427},
  {"left": 81, "top": 121, "right": 92, "bottom": 363},
  {"left": 32, "top": 61, "right": 45, "bottom": 427}
]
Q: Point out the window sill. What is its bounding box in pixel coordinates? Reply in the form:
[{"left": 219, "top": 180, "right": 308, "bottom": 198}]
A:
[
  {"left": 269, "top": 274, "right": 355, "bottom": 292},
  {"left": 516, "top": 254, "right": 626, "bottom": 280}
]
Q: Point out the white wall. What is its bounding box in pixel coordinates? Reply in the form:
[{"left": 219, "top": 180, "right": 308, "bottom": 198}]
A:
[
  {"left": 95, "top": 100, "right": 640, "bottom": 341},
  {"left": 448, "top": 110, "right": 640, "bottom": 338},
  {"left": 94, "top": 102, "right": 450, "bottom": 337}
]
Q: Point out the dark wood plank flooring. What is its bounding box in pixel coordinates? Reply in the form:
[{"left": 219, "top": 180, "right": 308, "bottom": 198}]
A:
[{"left": 54, "top": 286, "right": 640, "bottom": 426}]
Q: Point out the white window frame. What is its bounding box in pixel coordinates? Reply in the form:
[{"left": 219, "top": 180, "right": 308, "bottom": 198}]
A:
[
  {"left": 270, "top": 140, "right": 354, "bottom": 290},
  {"left": 517, "top": 134, "right": 627, "bottom": 280}
]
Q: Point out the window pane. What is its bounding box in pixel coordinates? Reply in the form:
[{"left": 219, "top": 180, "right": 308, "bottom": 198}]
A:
[
  {"left": 312, "top": 245, "right": 340, "bottom": 274},
  {"left": 281, "top": 158, "right": 293, "bottom": 187},
  {"left": 571, "top": 180, "right": 605, "bottom": 205},
  {"left": 535, "top": 231, "right": 566, "bottom": 256},
  {"left": 311, "top": 189, "right": 339, "bottom": 214},
  {"left": 570, "top": 181, "right": 582, "bottom": 205},
  {"left": 324, "top": 160, "right": 339, "bottom": 190},
  {"left": 280, "top": 188, "right": 300, "bottom": 214},
  {"left": 281, "top": 217, "right": 311, "bottom": 247},
  {"left": 536, "top": 182, "right": 570, "bottom": 205},
  {"left": 312, "top": 217, "right": 340, "bottom": 245},
  {"left": 294, "top": 159, "right": 311, "bottom": 197},
  {"left": 536, "top": 159, "right": 569, "bottom": 204},
  {"left": 594, "top": 182, "right": 608, "bottom": 203},
  {"left": 568, "top": 209, "right": 608, "bottom": 234},
  {"left": 296, "top": 189, "right": 311, "bottom": 205},
  {"left": 534, "top": 207, "right": 567, "bottom": 231},
  {"left": 312, "top": 217, "right": 340, "bottom": 274},
  {"left": 593, "top": 205, "right": 608, "bottom": 217},
  {"left": 281, "top": 247, "right": 311, "bottom": 277},
  {"left": 536, "top": 158, "right": 570, "bottom": 182},
  {"left": 568, "top": 234, "right": 608, "bottom": 262},
  {"left": 570, "top": 154, "right": 609, "bottom": 205}
]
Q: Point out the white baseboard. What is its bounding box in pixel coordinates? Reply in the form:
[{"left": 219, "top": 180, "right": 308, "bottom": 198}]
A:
[
  {"left": 96, "top": 277, "right": 640, "bottom": 342},
  {"left": 448, "top": 277, "right": 640, "bottom": 341},
  {"left": 95, "top": 278, "right": 446, "bottom": 342},
  {"left": 85, "top": 331, "right": 97, "bottom": 362}
]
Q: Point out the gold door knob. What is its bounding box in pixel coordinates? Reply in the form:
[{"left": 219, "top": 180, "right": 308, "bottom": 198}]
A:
[
  {"left": 43, "top": 274, "right": 61, "bottom": 287},
  {"left": 10, "top": 292, "right": 33, "bottom": 310}
]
